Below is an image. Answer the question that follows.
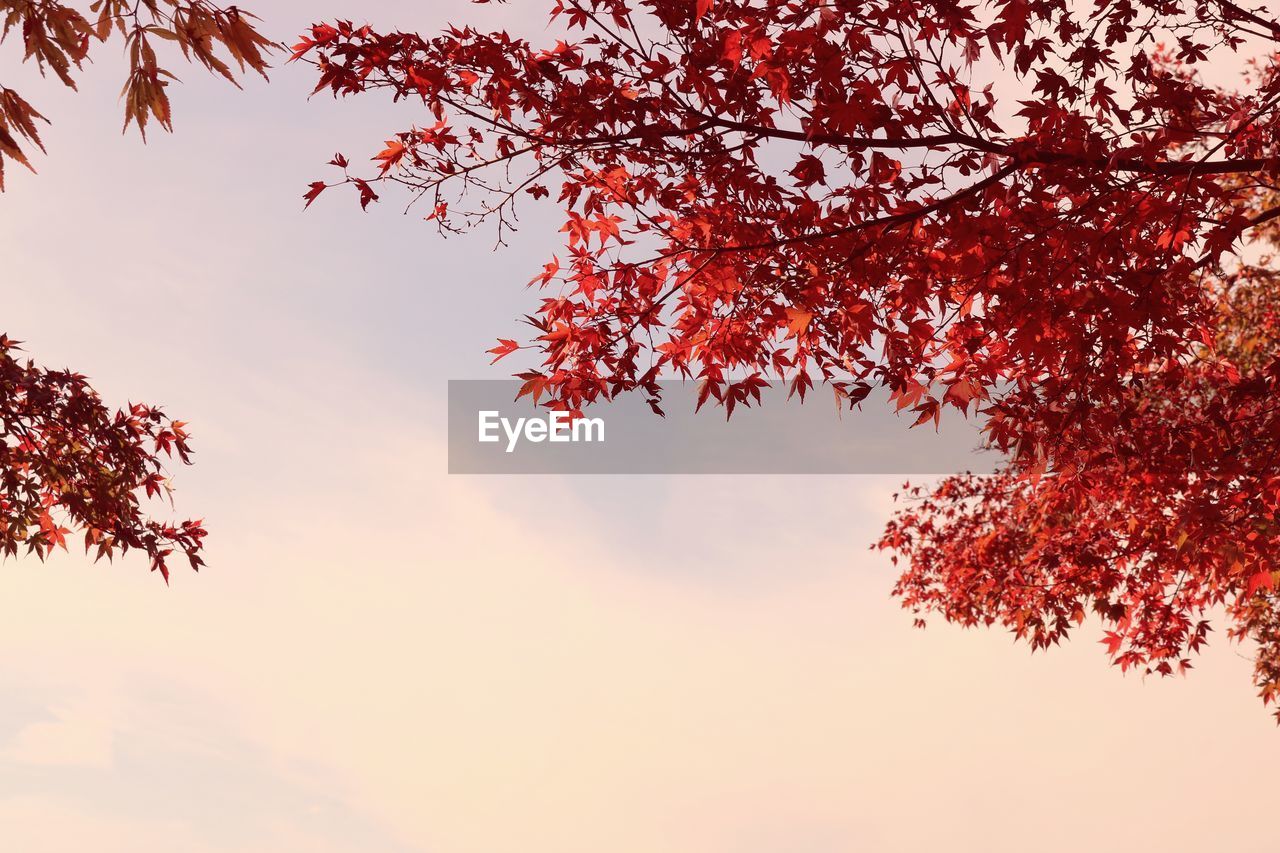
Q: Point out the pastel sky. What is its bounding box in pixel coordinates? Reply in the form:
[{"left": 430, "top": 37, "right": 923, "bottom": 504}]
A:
[{"left": 2, "top": 3, "right": 1279, "bottom": 851}]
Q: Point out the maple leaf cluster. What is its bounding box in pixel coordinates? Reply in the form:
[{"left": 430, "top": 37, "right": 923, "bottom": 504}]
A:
[
  {"left": 295, "top": 0, "right": 1280, "bottom": 716},
  {"left": 0, "top": 1, "right": 274, "bottom": 579},
  {"left": 0, "top": 336, "right": 204, "bottom": 581},
  {"left": 0, "top": 0, "right": 274, "bottom": 189},
  {"left": 881, "top": 198, "right": 1280, "bottom": 715},
  {"left": 295, "top": 0, "right": 1279, "bottom": 434}
]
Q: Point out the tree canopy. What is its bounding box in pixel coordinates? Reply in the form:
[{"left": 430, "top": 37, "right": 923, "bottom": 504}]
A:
[
  {"left": 295, "top": 0, "right": 1280, "bottom": 715},
  {"left": 0, "top": 0, "right": 273, "bottom": 579}
]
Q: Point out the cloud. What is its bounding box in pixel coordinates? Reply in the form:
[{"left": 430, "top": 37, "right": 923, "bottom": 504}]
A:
[{"left": 3, "top": 704, "right": 115, "bottom": 769}]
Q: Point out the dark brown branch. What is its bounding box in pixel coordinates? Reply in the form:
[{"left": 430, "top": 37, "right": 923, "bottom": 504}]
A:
[
  {"left": 697, "top": 112, "right": 984, "bottom": 151},
  {"left": 695, "top": 112, "right": 1276, "bottom": 177},
  {"left": 716, "top": 162, "right": 1019, "bottom": 254},
  {"left": 1218, "top": 0, "right": 1280, "bottom": 42}
]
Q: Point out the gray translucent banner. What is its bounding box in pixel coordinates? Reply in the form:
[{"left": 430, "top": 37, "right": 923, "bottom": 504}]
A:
[{"left": 448, "top": 380, "right": 1004, "bottom": 475}]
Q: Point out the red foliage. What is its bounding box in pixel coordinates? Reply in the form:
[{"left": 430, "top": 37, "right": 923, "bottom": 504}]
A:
[
  {"left": 881, "top": 251, "right": 1280, "bottom": 714},
  {"left": 0, "top": 337, "right": 204, "bottom": 582},
  {"left": 0, "top": 1, "right": 273, "bottom": 578},
  {"left": 0, "top": 1, "right": 274, "bottom": 188},
  {"left": 296, "top": 1, "right": 1280, "bottom": 714}
]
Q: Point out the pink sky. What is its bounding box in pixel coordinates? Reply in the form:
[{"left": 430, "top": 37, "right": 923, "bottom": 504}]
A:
[{"left": 1, "top": 2, "right": 1278, "bottom": 851}]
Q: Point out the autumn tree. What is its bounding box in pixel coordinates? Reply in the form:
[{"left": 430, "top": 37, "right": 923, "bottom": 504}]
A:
[
  {"left": 0, "top": 1, "right": 273, "bottom": 579},
  {"left": 879, "top": 199, "right": 1280, "bottom": 716},
  {"left": 296, "top": 0, "right": 1280, "bottom": 714}
]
